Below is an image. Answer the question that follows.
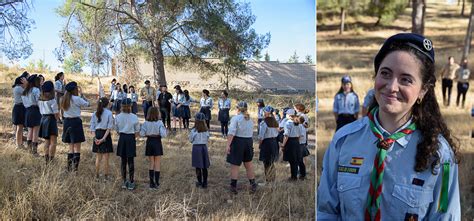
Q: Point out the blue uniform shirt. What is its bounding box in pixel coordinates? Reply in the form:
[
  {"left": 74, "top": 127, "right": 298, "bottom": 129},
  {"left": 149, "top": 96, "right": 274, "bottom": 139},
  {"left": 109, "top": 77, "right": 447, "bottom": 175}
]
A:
[
  {"left": 218, "top": 98, "right": 231, "bottom": 110},
  {"left": 188, "top": 129, "right": 210, "bottom": 145},
  {"left": 90, "top": 109, "right": 114, "bottom": 131},
  {"left": 317, "top": 117, "right": 461, "bottom": 221},
  {"left": 333, "top": 92, "right": 360, "bottom": 115},
  {"left": 363, "top": 89, "right": 375, "bottom": 109},
  {"left": 228, "top": 113, "right": 253, "bottom": 138}
]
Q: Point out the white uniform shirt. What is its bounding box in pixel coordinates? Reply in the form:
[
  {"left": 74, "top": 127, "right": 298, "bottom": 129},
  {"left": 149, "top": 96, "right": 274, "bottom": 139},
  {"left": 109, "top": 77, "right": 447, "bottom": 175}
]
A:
[
  {"left": 200, "top": 97, "right": 213, "bottom": 108},
  {"left": 228, "top": 113, "right": 253, "bottom": 138},
  {"left": 90, "top": 109, "right": 114, "bottom": 131},
  {"left": 38, "top": 99, "right": 59, "bottom": 115},
  {"left": 130, "top": 93, "right": 139, "bottom": 103},
  {"left": 299, "top": 124, "right": 307, "bottom": 144},
  {"left": 55, "top": 80, "right": 64, "bottom": 94},
  {"left": 283, "top": 119, "right": 302, "bottom": 138},
  {"left": 218, "top": 98, "right": 231, "bottom": 110},
  {"left": 63, "top": 95, "right": 89, "bottom": 118},
  {"left": 114, "top": 113, "right": 140, "bottom": 134},
  {"left": 258, "top": 120, "right": 279, "bottom": 140},
  {"left": 13, "top": 85, "right": 24, "bottom": 104},
  {"left": 188, "top": 129, "right": 210, "bottom": 145},
  {"left": 140, "top": 120, "right": 167, "bottom": 137},
  {"left": 21, "top": 87, "right": 40, "bottom": 108}
]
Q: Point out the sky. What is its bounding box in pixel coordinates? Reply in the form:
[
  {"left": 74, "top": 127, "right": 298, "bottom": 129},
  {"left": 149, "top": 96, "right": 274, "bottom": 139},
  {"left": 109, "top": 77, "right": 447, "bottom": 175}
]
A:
[{"left": 6, "top": 0, "right": 315, "bottom": 73}]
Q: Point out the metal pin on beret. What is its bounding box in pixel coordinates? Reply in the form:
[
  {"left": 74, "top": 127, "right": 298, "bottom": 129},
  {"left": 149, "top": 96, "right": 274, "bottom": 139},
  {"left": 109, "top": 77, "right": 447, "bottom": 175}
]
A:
[
  {"left": 263, "top": 105, "right": 274, "bottom": 113},
  {"left": 195, "top": 112, "right": 206, "bottom": 121},
  {"left": 65, "top": 81, "right": 78, "bottom": 92},
  {"left": 121, "top": 98, "right": 132, "bottom": 105},
  {"left": 41, "top": 81, "right": 54, "bottom": 92},
  {"left": 374, "top": 33, "right": 435, "bottom": 73}
]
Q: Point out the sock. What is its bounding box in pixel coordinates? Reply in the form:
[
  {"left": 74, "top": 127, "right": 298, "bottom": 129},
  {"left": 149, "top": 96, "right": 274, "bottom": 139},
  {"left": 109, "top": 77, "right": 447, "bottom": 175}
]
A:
[
  {"left": 231, "top": 179, "right": 237, "bottom": 188},
  {"left": 67, "top": 153, "right": 73, "bottom": 171},
  {"left": 121, "top": 157, "right": 127, "bottom": 181},
  {"left": 49, "top": 155, "right": 54, "bottom": 161},
  {"left": 45, "top": 155, "right": 49, "bottom": 163},
  {"left": 149, "top": 170, "right": 155, "bottom": 185},
  {"left": 195, "top": 168, "right": 202, "bottom": 184},
  {"left": 73, "top": 153, "right": 81, "bottom": 171},
  {"left": 249, "top": 179, "right": 256, "bottom": 186},
  {"left": 27, "top": 140, "right": 32, "bottom": 147},
  {"left": 202, "top": 168, "right": 208, "bottom": 185},
  {"left": 32, "top": 142, "right": 38, "bottom": 154},
  {"left": 128, "top": 157, "right": 134, "bottom": 183},
  {"left": 154, "top": 171, "right": 160, "bottom": 186}
]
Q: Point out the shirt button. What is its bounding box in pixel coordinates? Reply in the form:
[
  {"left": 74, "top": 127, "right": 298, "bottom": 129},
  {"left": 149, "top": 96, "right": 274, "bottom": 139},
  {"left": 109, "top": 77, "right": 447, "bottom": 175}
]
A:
[{"left": 339, "top": 185, "right": 344, "bottom": 190}]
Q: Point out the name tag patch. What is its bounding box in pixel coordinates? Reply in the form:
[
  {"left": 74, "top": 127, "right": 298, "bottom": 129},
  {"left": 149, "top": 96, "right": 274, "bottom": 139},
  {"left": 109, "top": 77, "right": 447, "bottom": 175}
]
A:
[
  {"left": 350, "top": 157, "right": 364, "bottom": 166},
  {"left": 412, "top": 178, "right": 425, "bottom": 187},
  {"left": 404, "top": 213, "right": 418, "bottom": 221},
  {"left": 338, "top": 166, "right": 359, "bottom": 174}
]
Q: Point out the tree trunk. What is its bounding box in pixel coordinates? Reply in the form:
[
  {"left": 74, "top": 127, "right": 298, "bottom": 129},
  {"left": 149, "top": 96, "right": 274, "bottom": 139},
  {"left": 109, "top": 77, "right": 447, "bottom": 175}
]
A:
[
  {"left": 339, "top": 7, "right": 345, "bottom": 35},
  {"left": 461, "top": 1, "right": 474, "bottom": 62},
  {"left": 461, "top": 0, "right": 465, "bottom": 16},
  {"left": 151, "top": 42, "right": 167, "bottom": 87},
  {"left": 412, "top": 0, "right": 426, "bottom": 35}
]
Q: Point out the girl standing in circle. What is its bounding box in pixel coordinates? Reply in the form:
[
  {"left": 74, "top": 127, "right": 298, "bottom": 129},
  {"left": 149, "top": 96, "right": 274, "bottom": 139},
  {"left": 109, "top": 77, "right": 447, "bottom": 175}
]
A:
[
  {"left": 317, "top": 33, "right": 460, "bottom": 220},
  {"left": 172, "top": 85, "right": 185, "bottom": 131},
  {"left": 181, "top": 90, "right": 194, "bottom": 129},
  {"left": 333, "top": 75, "right": 360, "bottom": 131},
  {"left": 61, "top": 82, "right": 90, "bottom": 172},
  {"left": 281, "top": 109, "right": 305, "bottom": 181},
  {"left": 111, "top": 82, "right": 123, "bottom": 114},
  {"left": 90, "top": 97, "right": 114, "bottom": 180},
  {"left": 54, "top": 72, "right": 65, "bottom": 123},
  {"left": 115, "top": 98, "right": 140, "bottom": 190},
  {"left": 38, "top": 81, "right": 60, "bottom": 163},
  {"left": 21, "top": 74, "right": 42, "bottom": 155},
  {"left": 140, "top": 107, "right": 167, "bottom": 189},
  {"left": 256, "top": 98, "right": 265, "bottom": 134},
  {"left": 455, "top": 59, "right": 470, "bottom": 108},
  {"left": 257, "top": 106, "right": 279, "bottom": 182},
  {"left": 200, "top": 89, "right": 213, "bottom": 129},
  {"left": 226, "top": 101, "right": 256, "bottom": 194},
  {"left": 218, "top": 91, "right": 231, "bottom": 138},
  {"left": 189, "top": 113, "right": 210, "bottom": 188},
  {"left": 12, "top": 77, "right": 26, "bottom": 149},
  {"left": 129, "top": 86, "right": 139, "bottom": 114}
]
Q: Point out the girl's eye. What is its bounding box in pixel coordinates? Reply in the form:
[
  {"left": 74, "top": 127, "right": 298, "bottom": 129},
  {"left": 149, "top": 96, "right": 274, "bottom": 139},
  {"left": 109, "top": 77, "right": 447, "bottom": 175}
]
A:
[
  {"left": 380, "top": 71, "right": 391, "bottom": 78},
  {"left": 400, "top": 77, "right": 413, "bottom": 85}
]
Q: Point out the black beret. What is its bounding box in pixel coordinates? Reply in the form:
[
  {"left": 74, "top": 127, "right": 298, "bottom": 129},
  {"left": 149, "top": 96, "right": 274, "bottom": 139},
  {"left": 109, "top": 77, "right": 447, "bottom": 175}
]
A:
[
  {"left": 144, "top": 80, "right": 150, "bottom": 84},
  {"left": 27, "top": 74, "right": 38, "bottom": 83},
  {"left": 65, "top": 81, "right": 78, "bottom": 92},
  {"left": 160, "top": 84, "right": 167, "bottom": 88},
  {"left": 41, "top": 81, "right": 54, "bottom": 92},
  {"left": 20, "top": 71, "right": 29, "bottom": 78},
  {"left": 121, "top": 98, "right": 132, "bottom": 105},
  {"left": 374, "top": 33, "right": 434, "bottom": 73}
]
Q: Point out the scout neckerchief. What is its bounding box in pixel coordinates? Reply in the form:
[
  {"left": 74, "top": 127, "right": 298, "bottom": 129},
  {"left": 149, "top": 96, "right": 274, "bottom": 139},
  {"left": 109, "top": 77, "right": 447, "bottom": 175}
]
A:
[{"left": 365, "top": 107, "right": 417, "bottom": 221}]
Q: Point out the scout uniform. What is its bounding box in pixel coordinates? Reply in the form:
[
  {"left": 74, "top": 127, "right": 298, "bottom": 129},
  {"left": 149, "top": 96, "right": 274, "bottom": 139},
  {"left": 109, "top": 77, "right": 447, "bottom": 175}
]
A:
[
  {"left": 317, "top": 109, "right": 460, "bottom": 220},
  {"left": 200, "top": 96, "right": 213, "bottom": 128},
  {"left": 90, "top": 106, "right": 114, "bottom": 153},
  {"left": 189, "top": 113, "right": 211, "bottom": 188},
  {"left": 181, "top": 94, "right": 194, "bottom": 128},
  {"left": 12, "top": 77, "right": 25, "bottom": 126},
  {"left": 38, "top": 81, "right": 59, "bottom": 140},
  {"left": 130, "top": 91, "right": 139, "bottom": 114},
  {"left": 172, "top": 92, "right": 185, "bottom": 118},
  {"left": 455, "top": 66, "right": 470, "bottom": 108},
  {"left": 140, "top": 115, "right": 167, "bottom": 188},
  {"left": 333, "top": 76, "right": 360, "bottom": 131},
  {"left": 257, "top": 106, "right": 279, "bottom": 182},
  {"left": 363, "top": 88, "right": 375, "bottom": 111},
  {"left": 440, "top": 62, "right": 459, "bottom": 106},
  {"left": 22, "top": 75, "right": 41, "bottom": 129},
  {"left": 114, "top": 98, "right": 140, "bottom": 190},
  {"left": 140, "top": 80, "right": 155, "bottom": 118},
  {"left": 218, "top": 97, "right": 231, "bottom": 137},
  {"left": 282, "top": 109, "right": 305, "bottom": 180},
  {"left": 54, "top": 78, "right": 65, "bottom": 110}
]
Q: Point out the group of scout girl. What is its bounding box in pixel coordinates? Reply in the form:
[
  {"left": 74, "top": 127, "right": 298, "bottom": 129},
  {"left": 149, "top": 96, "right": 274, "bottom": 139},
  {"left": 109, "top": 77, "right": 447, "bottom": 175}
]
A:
[{"left": 11, "top": 73, "right": 311, "bottom": 193}]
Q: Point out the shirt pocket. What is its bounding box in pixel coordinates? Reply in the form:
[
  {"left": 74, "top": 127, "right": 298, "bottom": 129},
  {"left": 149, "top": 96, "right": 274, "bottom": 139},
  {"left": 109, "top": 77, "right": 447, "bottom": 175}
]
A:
[
  {"left": 337, "top": 175, "right": 363, "bottom": 219},
  {"left": 391, "top": 183, "right": 433, "bottom": 217}
]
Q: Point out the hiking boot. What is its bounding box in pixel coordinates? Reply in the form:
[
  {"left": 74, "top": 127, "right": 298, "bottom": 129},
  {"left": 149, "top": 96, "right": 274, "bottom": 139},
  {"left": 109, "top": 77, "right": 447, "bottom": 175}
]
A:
[
  {"left": 121, "top": 180, "right": 128, "bottom": 189},
  {"left": 195, "top": 181, "right": 202, "bottom": 188},
  {"left": 250, "top": 183, "right": 257, "bottom": 193},
  {"left": 127, "top": 182, "right": 136, "bottom": 190}
]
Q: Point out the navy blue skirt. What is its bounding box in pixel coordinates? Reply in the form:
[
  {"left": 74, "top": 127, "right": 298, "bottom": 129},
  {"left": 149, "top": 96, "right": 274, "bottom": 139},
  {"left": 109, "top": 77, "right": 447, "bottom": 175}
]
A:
[
  {"left": 112, "top": 99, "right": 122, "bottom": 112},
  {"left": 12, "top": 103, "right": 26, "bottom": 125},
  {"left": 226, "top": 137, "right": 253, "bottom": 166},
  {"left": 283, "top": 137, "right": 301, "bottom": 163},
  {"left": 192, "top": 144, "right": 210, "bottom": 168},
  {"left": 172, "top": 104, "right": 181, "bottom": 118},
  {"left": 200, "top": 106, "right": 211, "bottom": 120},
  {"left": 301, "top": 144, "right": 310, "bottom": 157},
  {"left": 259, "top": 137, "right": 279, "bottom": 163},
  {"left": 145, "top": 136, "right": 163, "bottom": 156},
  {"left": 62, "top": 117, "right": 86, "bottom": 143},
  {"left": 92, "top": 129, "right": 113, "bottom": 153},
  {"left": 117, "top": 133, "right": 136, "bottom": 158},
  {"left": 39, "top": 115, "right": 58, "bottom": 139},
  {"left": 132, "top": 102, "right": 138, "bottom": 114},
  {"left": 25, "top": 106, "right": 41, "bottom": 127},
  {"left": 180, "top": 105, "right": 191, "bottom": 119},
  {"left": 218, "top": 109, "right": 230, "bottom": 122}
]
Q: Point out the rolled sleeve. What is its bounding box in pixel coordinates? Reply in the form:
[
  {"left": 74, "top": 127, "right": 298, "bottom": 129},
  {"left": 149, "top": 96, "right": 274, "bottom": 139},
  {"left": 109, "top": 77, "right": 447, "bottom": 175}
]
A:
[
  {"left": 90, "top": 114, "right": 97, "bottom": 132},
  {"left": 258, "top": 121, "right": 266, "bottom": 140},
  {"left": 228, "top": 117, "right": 238, "bottom": 136}
]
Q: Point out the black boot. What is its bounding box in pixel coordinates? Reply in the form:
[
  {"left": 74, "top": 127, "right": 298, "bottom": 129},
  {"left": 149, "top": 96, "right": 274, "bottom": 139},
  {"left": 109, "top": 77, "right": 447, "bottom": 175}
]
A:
[
  {"left": 154, "top": 171, "right": 160, "bottom": 187},
  {"left": 149, "top": 170, "right": 156, "bottom": 188},
  {"left": 195, "top": 168, "right": 202, "bottom": 187},
  {"left": 45, "top": 155, "right": 50, "bottom": 164},
  {"left": 73, "top": 153, "right": 81, "bottom": 172},
  {"left": 202, "top": 168, "right": 208, "bottom": 188},
  {"left": 32, "top": 142, "right": 39, "bottom": 156},
  {"left": 67, "top": 153, "right": 74, "bottom": 172}
]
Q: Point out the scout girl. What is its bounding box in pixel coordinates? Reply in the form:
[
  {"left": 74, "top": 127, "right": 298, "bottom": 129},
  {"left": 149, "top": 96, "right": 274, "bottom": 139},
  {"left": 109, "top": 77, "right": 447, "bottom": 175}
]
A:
[
  {"left": 256, "top": 98, "right": 265, "bottom": 133},
  {"left": 111, "top": 82, "right": 124, "bottom": 114},
  {"left": 181, "top": 90, "right": 194, "bottom": 129},
  {"left": 115, "top": 98, "right": 140, "bottom": 190},
  {"left": 54, "top": 72, "right": 65, "bottom": 122},
  {"left": 189, "top": 112, "right": 210, "bottom": 188},
  {"left": 129, "top": 86, "right": 139, "bottom": 114},
  {"left": 257, "top": 106, "right": 279, "bottom": 182},
  {"left": 12, "top": 77, "right": 26, "bottom": 149},
  {"left": 226, "top": 101, "right": 257, "bottom": 194},
  {"left": 218, "top": 90, "right": 231, "bottom": 138},
  {"left": 172, "top": 85, "right": 185, "bottom": 131},
  {"left": 281, "top": 108, "right": 305, "bottom": 180},
  {"left": 21, "top": 74, "right": 42, "bottom": 155},
  {"left": 199, "top": 89, "right": 213, "bottom": 129},
  {"left": 317, "top": 33, "right": 461, "bottom": 220},
  {"left": 90, "top": 97, "right": 114, "bottom": 180},
  {"left": 61, "top": 82, "right": 90, "bottom": 172},
  {"left": 333, "top": 75, "right": 360, "bottom": 131},
  {"left": 140, "top": 107, "right": 167, "bottom": 189},
  {"left": 38, "top": 81, "right": 60, "bottom": 163}
]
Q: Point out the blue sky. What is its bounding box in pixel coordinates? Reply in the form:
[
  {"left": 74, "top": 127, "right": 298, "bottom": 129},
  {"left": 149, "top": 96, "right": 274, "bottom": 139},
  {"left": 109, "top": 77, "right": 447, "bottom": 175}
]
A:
[{"left": 10, "top": 0, "right": 315, "bottom": 72}]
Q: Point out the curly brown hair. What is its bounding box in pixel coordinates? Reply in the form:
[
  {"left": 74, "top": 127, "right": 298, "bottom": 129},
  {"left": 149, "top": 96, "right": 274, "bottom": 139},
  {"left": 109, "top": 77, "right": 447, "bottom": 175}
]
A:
[{"left": 370, "top": 43, "right": 461, "bottom": 174}]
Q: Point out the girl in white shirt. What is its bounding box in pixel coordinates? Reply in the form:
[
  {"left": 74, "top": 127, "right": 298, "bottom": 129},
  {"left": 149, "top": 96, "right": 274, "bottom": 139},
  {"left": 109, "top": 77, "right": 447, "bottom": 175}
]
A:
[
  {"left": 38, "top": 81, "right": 60, "bottom": 163},
  {"left": 21, "top": 74, "right": 42, "bottom": 155}
]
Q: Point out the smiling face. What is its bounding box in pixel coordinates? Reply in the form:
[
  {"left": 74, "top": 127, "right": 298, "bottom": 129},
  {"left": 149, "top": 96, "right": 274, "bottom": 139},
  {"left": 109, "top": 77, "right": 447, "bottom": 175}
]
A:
[
  {"left": 374, "top": 51, "right": 427, "bottom": 118},
  {"left": 342, "top": 82, "right": 352, "bottom": 93}
]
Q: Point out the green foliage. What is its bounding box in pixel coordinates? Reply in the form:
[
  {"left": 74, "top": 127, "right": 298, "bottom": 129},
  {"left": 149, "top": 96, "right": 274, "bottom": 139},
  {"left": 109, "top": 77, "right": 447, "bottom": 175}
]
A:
[
  {"left": 288, "top": 51, "right": 299, "bottom": 63},
  {"left": 0, "top": 0, "right": 34, "bottom": 60},
  {"left": 264, "top": 51, "right": 270, "bottom": 61},
  {"left": 62, "top": 56, "right": 84, "bottom": 74},
  {"left": 36, "top": 59, "right": 50, "bottom": 73},
  {"left": 305, "top": 55, "right": 313, "bottom": 64},
  {"left": 366, "top": 0, "right": 409, "bottom": 25}
]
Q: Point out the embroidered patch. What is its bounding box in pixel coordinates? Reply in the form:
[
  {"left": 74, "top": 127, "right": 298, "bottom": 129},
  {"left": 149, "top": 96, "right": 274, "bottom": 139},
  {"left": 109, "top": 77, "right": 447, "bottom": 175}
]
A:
[
  {"left": 404, "top": 213, "right": 418, "bottom": 221},
  {"left": 350, "top": 157, "right": 364, "bottom": 166},
  {"left": 412, "top": 178, "right": 425, "bottom": 187},
  {"left": 338, "top": 166, "right": 359, "bottom": 174}
]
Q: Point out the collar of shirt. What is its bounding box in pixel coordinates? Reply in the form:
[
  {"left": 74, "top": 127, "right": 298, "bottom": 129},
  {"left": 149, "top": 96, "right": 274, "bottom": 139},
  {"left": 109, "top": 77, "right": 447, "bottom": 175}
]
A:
[{"left": 373, "top": 112, "right": 413, "bottom": 148}]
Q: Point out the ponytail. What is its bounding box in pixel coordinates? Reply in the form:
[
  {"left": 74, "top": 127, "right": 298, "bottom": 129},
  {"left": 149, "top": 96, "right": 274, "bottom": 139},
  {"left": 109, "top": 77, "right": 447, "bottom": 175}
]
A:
[
  {"left": 96, "top": 97, "right": 109, "bottom": 123},
  {"left": 238, "top": 107, "right": 250, "bottom": 120},
  {"left": 61, "top": 91, "right": 72, "bottom": 111}
]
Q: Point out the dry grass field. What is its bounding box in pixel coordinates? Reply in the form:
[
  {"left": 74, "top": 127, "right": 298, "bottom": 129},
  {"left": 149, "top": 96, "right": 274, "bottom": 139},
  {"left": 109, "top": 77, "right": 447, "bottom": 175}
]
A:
[
  {"left": 0, "top": 71, "right": 316, "bottom": 219},
  {"left": 317, "top": 2, "right": 473, "bottom": 220}
]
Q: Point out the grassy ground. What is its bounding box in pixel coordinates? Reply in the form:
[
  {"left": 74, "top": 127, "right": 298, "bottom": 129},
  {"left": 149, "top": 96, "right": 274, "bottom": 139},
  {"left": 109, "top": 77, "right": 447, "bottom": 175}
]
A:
[
  {"left": 317, "top": 2, "right": 473, "bottom": 220},
  {"left": 0, "top": 72, "right": 316, "bottom": 219}
]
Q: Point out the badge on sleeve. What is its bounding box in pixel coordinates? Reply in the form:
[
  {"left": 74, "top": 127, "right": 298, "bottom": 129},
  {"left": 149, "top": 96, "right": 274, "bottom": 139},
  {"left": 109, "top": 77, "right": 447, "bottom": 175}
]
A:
[{"left": 350, "top": 157, "right": 364, "bottom": 166}]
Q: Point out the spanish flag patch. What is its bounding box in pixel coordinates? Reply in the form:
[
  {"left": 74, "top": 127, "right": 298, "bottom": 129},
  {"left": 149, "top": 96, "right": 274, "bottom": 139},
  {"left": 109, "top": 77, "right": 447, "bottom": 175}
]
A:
[{"left": 350, "top": 157, "right": 364, "bottom": 166}]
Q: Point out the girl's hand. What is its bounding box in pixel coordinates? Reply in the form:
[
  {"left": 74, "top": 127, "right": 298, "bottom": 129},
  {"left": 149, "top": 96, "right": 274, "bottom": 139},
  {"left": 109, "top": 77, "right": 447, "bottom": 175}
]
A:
[{"left": 226, "top": 145, "right": 231, "bottom": 154}]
